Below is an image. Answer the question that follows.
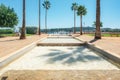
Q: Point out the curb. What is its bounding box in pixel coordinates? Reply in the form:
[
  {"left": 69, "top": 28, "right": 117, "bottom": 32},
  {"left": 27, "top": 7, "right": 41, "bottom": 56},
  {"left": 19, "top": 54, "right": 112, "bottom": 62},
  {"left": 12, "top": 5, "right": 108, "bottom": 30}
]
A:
[
  {"left": 87, "top": 43, "right": 120, "bottom": 66},
  {"left": 75, "top": 37, "right": 120, "bottom": 67},
  {"left": 37, "top": 43, "right": 85, "bottom": 46},
  {"left": 73, "top": 36, "right": 120, "bottom": 66}
]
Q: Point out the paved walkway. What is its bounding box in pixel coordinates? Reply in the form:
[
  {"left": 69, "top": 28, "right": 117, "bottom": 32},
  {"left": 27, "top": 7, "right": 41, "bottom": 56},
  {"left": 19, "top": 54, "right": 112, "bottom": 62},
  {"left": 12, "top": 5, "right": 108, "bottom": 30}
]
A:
[{"left": 0, "top": 34, "right": 47, "bottom": 58}]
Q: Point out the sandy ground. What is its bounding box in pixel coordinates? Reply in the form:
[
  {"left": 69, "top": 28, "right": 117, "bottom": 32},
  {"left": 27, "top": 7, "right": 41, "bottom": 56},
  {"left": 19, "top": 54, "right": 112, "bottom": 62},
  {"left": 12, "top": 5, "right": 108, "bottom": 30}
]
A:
[
  {"left": 0, "top": 34, "right": 120, "bottom": 80},
  {"left": 0, "top": 34, "right": 47, "bottom": 58},
  {"left": 73, "top": 34, "right": 120, "bottom": 58},
  {"left": 0, "top": 46, "right": 118, "bottom": 75},
  {"left": 0, "top": 70, "right": 120, "bottom": 80}
]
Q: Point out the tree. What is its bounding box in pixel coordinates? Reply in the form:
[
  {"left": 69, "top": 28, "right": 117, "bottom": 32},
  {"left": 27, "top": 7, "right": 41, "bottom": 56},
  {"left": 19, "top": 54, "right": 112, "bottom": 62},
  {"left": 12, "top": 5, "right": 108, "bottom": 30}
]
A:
[
  {"left": 20, "top": 0, "right": 26, "bottom": 39},
  {"left": 38, "top": 0, "right": 41, "bottom": 35},
  {"left": 71, "top": 3, "right": 78, "bottom": 34},
  {"left": 93, "top": 21, "right": 103, "bottom": 27},
  {"left": 26, "top": 27, "right": 37, "bottom": 34},
  {"left": 95, "top": 0, "right": 101, "bottom": 39},
  {"left": 0, "top": 4, "right": 18, "bottom": 27},
  {"left": 42, "top": 0, "right": 51, "bottom": 33},
  {"left": 77, "top": 5, "right": 87, "bottom": 35}
]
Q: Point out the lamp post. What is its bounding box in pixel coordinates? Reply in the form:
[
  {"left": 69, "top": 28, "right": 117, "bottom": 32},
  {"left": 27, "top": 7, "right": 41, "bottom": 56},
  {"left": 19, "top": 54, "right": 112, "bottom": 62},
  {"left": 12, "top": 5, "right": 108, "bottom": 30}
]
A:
[{"left": 38, "top": 0, "right": 41, "bottom": 35}]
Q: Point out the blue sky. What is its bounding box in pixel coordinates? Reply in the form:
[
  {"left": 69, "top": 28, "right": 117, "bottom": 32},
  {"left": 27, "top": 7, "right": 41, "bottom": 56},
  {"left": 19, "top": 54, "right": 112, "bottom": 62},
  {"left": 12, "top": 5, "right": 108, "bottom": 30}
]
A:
[{"left": 0, "top": 0, "right": 120, "bottom": 29}]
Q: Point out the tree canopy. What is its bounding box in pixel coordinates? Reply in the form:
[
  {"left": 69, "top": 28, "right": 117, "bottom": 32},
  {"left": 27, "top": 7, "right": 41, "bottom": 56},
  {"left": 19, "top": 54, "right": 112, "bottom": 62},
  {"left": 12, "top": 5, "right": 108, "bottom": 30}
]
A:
[
  {"left": 71, "top": 3, "right": 78, "bottom": 11},
  {"left": 77, "top": 5, "right": 87, "bottom": 16},
  {"left": 77, "top": 5, "right": 87, "bottom": 35},
  {"left": 42, "top": 0, "right": 51, "bottom": 10},
  {"left": 0, "top": 4, "right": 18, "bottom": 28}
]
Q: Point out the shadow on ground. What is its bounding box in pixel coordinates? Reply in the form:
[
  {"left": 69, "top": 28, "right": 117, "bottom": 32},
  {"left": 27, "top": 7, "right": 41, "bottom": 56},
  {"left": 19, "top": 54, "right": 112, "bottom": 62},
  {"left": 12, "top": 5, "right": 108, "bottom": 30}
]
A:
[
  {"left": 89, "top": 39, "right": 99, "bottom": 43},
  {"left": 38, "top": 46, "right": 102, "bottom": 65}
]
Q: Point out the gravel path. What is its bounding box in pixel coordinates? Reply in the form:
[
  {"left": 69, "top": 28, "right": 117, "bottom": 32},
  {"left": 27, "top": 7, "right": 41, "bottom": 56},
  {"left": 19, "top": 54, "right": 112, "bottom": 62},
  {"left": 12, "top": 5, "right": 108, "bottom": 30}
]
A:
[
  {"left": 0, "top": 46, "right": 119, "bottom": 75},
  {"left": 41, "top": 37, "right": 81, "bottom": 43}
]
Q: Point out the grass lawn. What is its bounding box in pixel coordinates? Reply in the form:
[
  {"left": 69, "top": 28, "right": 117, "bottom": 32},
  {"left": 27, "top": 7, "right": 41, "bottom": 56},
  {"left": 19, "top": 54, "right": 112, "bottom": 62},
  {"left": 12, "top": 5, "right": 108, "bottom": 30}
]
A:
[
  {"left": 0, "top": 34, "right": 33, "bottom": 37},
  {"left": 87, "top": 33, "right": 120, "bottom": 37}
]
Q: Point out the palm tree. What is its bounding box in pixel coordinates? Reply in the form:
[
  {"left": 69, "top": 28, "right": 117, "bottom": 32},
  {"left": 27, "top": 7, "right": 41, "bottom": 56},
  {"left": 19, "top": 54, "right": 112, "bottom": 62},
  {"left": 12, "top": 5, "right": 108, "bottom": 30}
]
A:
[
  {"left": 42, "top": 0, "right": 51, "bottom": 33},
  {"left": 38, "top": 0, "right": 41, "bottom": 35},
  {"left": 77, "top": 5, "right": 87, "bottom": 35},
  {"left": 95, "top": 0, "right": 101, "bottom": 39},
  {"left": 71, "top": 3, "right": 78, "bottom": 34},
  {"left": 20, "top": 0, "right": 26, "bottom": 39}
]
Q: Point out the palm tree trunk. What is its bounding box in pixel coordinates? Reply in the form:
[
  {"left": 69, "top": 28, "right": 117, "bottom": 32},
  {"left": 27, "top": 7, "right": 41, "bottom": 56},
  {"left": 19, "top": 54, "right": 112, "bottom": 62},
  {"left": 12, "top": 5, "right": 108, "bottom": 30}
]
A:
[
  {"left": 74, "top": 10, "right": 76, "bottom": 34},
  {"left": 80, "top": 15, "right": 82, "bottom": 35},
  {"left": 20, "top": 0, "right": 26, "bottom": 39},
  {"left": 95, "top": 0, "right": 101, "bottom": 39},
  {"left": 45, "top": 9, "right": 47, "bottom": 33},
  {"left": 38, "top": 0, "right": 41, "bottom": 35}
]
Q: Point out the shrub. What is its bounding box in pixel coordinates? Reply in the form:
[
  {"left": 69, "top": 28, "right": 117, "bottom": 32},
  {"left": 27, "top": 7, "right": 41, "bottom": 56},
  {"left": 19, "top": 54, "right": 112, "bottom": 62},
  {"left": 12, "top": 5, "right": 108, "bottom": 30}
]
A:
[
  {"left": 0, "top": 29, "right": 14, "bottom": 34},
  {"left": 26, "top": 27, "right": 37, "bottom": 34}
]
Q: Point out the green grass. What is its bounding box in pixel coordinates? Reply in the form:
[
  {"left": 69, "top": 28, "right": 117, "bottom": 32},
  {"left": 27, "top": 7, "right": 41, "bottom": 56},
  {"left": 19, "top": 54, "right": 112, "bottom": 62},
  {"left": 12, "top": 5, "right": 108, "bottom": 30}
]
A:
[
  {"left": 0, "top": 34, "right": 15, "bottom": 37},
  {"left": 87, "top": 33, "right": 120, "bottom": 37},
  {"left": 0, "top": 34, "right": 33, "bottom": 37}
]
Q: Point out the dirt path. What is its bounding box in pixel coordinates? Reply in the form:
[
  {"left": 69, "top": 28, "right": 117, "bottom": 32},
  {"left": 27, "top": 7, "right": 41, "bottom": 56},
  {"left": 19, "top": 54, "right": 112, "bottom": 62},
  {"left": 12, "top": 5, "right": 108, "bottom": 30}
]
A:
[
  {"left": 0, "top": 70, "right": 120, "bottom": 80},
  {"left": 0, "top": 34, "right": 47, "bottom": 58}
]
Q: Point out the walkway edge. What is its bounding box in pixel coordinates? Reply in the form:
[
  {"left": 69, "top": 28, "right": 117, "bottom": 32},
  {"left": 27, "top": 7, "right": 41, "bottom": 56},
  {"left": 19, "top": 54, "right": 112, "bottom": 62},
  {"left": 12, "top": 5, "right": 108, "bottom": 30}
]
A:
[
  {"left": 87, "top": 43, "right": 120, "bottom": 66},
  {"left": 0, "top": 37, "right": 47, "bottom": 69},
  {"left": 74, "top": 37, "right": 120, "bottom": 66}
]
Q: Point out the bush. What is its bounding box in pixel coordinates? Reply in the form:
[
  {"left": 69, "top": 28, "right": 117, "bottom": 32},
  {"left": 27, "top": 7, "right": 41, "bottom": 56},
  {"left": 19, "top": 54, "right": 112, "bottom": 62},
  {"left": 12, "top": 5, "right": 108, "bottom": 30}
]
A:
[
  {"left": 26, "top": 27, "right": 37, "bottom": 34},
  {"left": 0, "top": 29, "right": 14, "bottom": 34}
]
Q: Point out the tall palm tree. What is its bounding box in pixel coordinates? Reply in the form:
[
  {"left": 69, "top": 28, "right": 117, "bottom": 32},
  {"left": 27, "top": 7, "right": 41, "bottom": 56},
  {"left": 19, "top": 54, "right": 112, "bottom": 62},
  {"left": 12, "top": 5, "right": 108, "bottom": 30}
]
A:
[
  {"left": 42, "top": 0, "right": 50, "bottom": 33},
  {"left": 38, "top": 0, "right": 41, "bottom": 35},
  {"left": 71, "top": 3, "right": 78, "bottom": 34},
  {"left": 20, "top": 0, "right": 26, "bottom": 39},
  {"left": 77, "top": 5, "right": 87, "bottom": 35},
  {"left": 95, "top": 0, "right": 101, "bottom": 39}
]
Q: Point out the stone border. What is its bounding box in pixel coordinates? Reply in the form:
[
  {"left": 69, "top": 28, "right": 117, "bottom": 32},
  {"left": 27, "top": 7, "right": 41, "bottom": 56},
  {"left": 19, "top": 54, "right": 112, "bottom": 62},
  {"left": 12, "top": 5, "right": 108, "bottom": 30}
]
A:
[
  {"left": 74, "top": 37, "right": 120, "bottom": 67},
  {"left": 0, "top": 37, "right": 47, "bottom": 69},
  {"left": 86, "top": 43, "right": 120, "bottom": 67},
  {"left": 37, "top": 43, "right": 85, "bottom": 46}
]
